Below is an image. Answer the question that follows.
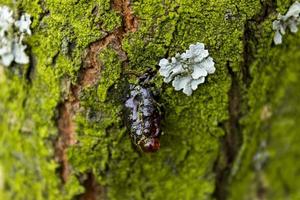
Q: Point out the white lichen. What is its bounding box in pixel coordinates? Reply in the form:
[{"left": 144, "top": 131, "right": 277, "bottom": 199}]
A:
[
  {"left": 0, "top": 6, "right": 14, "bottom": 36},
  {"left": 253, "top": 141, "right": 269, "bottom": 171},
  {"left": 0, "top": 6, "right": 31, "bottom": 67},
  {"left": 273, "top": 1, "right": 300, "bottom": 45},
  {"left": 159, "top": 42, "right": 215, "bottom": 96},
  {"left": 15, "top": 13, "right": 32, "bottom": 35}
]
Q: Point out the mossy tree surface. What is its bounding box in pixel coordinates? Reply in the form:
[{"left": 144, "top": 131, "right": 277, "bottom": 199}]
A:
[{"left": 0, "top": 0, "right": 299, "bottom": 199}]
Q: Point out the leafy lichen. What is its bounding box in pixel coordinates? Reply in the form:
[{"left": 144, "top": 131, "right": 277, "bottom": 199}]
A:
[
  {"left": 159, "top": 42, "right": 215, "bottom": 96},
  {"left": 0, "top": 6, "right": 31, "bottom": 66},
  {"left": 273, "top": 1, "right": 300, "bottom": 44},
  {"left": 1, "top": 0, "right": 300, "bottom": 200}
]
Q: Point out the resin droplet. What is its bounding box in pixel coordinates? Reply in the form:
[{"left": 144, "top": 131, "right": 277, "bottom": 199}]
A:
[{"left": 140, "top": 138, "right": 160, "bottom": 152}]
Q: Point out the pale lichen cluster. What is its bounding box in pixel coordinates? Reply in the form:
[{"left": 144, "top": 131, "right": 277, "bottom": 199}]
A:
[
  {"left": 0, "top": 6, "right": 31, "bottom": 66},
  {"left": 158, "top": 42, "right": 215, "bottom": 96},
  {"left": 0, "top": 0, "right": 300, "bottom": 199},
  {"left": 273, "top": 1, "right": 300, "bottom": 45}
]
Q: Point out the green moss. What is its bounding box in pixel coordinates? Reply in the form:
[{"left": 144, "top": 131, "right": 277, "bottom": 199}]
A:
[
  {"left": 0, "top": 69, "right": 62, "bottom": 200},
  {"left": 97, "top": 48, "right": 122, "bottom": 102},
  {"left": 1, "top": 0, "right": 300, "bottom": 199},
  {"left": 69, "top": 0, "right": 262, "bottom": 199},
  {"left": 227, "top": 2, "right": 300, "bottom": 199},
  {"left": 0, "top": 0, "right": 121, "bottom": 199},
  {"left": 228, "top": 32, "right": 300, "bottom": 199}
]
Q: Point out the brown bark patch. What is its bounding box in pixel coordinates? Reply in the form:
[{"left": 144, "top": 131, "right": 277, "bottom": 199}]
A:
[
  {"left": 54, "top": 0, "right": 138, "bottom": 197},
  {"left": 112, "top": 0, "right": 138, "bottom": 32},
  {"left": 79, "top": 173, "right": 107, "bottom": 200},
  {"left": 55, "top": 102, "right": 76, "bottom": 183},
  {"left": 81, "top": 34, "right": 117, "bottom": 88}
]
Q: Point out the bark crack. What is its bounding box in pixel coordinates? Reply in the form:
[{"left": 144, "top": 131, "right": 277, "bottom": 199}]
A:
[
  {"left": 78, "top": 173, "right": 107, "bottom": 200},
  {"left": 213, "top": 1, "right": 276, "bottom": 199},
  {"left": 54, "top": 0, "right": 137, "bottom": 197},
  {"left": 213, "top": 62, "right": 242, "bottom": 200}
]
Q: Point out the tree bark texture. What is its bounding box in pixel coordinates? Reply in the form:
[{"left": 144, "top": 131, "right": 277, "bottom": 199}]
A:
[{"left": 0, "top": 0, "right": 300, "bottom": 199}]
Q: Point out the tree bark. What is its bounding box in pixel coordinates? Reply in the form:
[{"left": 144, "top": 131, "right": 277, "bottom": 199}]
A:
[{"left": 1, "top": 0, "right": 300, "bottom": 199}]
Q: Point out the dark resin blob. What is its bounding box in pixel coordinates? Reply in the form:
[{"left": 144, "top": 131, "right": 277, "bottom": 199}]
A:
[{"left": 125, "top": 85, "right": 161, "bottom": 152}]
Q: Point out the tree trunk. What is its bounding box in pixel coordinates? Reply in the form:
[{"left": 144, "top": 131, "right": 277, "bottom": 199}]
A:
[{"left": 1, "top": 0, "right": 300, "bottom": 199}]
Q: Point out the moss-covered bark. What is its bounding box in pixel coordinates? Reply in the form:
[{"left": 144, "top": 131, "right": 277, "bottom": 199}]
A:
[{"left": 0, "top": 0, "right": 300, "bottom": 199}]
